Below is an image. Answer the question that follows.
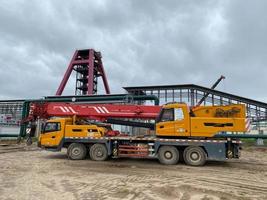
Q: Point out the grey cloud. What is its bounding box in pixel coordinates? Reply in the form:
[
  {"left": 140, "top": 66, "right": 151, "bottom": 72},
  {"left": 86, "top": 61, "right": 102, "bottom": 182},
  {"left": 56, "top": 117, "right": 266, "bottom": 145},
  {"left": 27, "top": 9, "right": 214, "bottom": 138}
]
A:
[{"left": 0, "top": 0, "right": 266, "bottom": 102}]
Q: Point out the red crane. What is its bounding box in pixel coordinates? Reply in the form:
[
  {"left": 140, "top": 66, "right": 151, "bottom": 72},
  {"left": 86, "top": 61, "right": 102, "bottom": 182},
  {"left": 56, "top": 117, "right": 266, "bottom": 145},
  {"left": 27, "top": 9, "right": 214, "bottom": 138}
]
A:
[{"left": 30, "top": 102, "right": 161, "bottom": 121}]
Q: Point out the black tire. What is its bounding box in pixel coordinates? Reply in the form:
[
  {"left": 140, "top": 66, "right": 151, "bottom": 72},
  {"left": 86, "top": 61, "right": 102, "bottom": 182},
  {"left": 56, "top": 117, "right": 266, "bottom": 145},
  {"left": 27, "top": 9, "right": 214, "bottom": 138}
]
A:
[
  {"left": 183, "top": 146, "right": 207, "bottom": 166},
  {"left": 158, "top": 146, "right": 179, "bottom": 165},
  {"left": 67, "top": 143, "right": 87, "bottom": 160},
  {"left": 90, "top": 144, "right": 108, "bottom": 161},
  {"left": 179, "top": 149, "right": 185, "bottom": 163}
]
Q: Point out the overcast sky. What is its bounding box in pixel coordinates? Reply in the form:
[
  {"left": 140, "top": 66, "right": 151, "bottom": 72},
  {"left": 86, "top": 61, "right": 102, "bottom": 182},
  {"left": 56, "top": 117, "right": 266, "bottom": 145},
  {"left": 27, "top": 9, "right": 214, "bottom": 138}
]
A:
[{"left": 0, "top": 0, "right": 266, "bottom": 102}]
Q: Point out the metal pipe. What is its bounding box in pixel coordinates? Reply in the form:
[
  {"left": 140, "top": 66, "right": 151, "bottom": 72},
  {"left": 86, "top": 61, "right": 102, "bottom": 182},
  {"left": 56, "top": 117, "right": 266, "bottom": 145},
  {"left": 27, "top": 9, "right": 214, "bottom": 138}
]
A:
[
  {"left": 0, "top": 134, "right": 19, "bottom": 138},
  {"left": 19, "top": 101, "right": 30, "bottom": 138},
  {"left": 44, "top": 94, "right": 159, "bottom": 105},
  {"left": 106, "top": 118, "right": 155, "bottom": 130},
  {"left": 196, "top": 75, "right": 225, "bottom": 107}
]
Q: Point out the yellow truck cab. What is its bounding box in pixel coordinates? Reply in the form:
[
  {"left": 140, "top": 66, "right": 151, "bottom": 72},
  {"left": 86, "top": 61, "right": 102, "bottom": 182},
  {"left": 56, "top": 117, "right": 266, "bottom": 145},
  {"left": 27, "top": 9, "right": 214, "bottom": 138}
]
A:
[
  {"left": 39, "top": 118, "right": 107, "bottom": 148},
  {"left": 156, "top": 103, "right": 190, "bottom": 137},
  {"left": 156, "top": 103, "right": 246, "bottom": 138}
]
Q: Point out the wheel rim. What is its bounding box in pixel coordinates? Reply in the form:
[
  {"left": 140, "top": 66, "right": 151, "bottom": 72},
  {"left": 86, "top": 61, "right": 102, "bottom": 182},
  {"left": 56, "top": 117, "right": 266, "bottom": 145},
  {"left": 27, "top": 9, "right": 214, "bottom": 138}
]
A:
[
  {"left": 190, "top": 151, "right": 201, "bottom": 163},
  {"left": 164, "top": 151, "right": 173, "bottom": 159},
  {"left": 72, "top": 147, "right": 81, "bottom": 156},
  {"left": 95, "top": 147, "right": 104, "bottom": 158}
]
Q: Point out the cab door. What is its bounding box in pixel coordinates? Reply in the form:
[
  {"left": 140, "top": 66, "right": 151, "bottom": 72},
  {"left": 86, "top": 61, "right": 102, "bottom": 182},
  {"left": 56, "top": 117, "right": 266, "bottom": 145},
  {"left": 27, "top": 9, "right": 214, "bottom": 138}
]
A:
[
  {"left": 156, "top": 108, "right": 175, "bottom": 136},
  {"left": 174, "top": 107, "right": 190, "bottom": 137},
  {"left": 40, "top": 122, "right": 62, "bottom": 147}
]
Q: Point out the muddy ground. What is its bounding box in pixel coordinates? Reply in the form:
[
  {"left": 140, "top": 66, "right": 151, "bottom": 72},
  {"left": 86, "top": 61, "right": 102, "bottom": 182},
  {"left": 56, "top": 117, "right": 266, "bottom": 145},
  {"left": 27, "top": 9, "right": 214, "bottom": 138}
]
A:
[{"left": 0, "top": 145, "right": 266, "bottom": 200}]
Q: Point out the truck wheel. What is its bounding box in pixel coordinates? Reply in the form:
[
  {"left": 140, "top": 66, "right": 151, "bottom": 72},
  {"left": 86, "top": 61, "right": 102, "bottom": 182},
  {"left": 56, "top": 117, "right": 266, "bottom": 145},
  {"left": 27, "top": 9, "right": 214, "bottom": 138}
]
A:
[
  {"left": 183, "top": 146, "right": 207, "bottom": 166},
  {"left": 90, "top": 144, "right": 108, "bottom": 161},
  {"left": 158, "top": 146, "right": 179, "bottom": 165},
  {"left": 67, "top": 143, "right": 87, "bottom": 160}
]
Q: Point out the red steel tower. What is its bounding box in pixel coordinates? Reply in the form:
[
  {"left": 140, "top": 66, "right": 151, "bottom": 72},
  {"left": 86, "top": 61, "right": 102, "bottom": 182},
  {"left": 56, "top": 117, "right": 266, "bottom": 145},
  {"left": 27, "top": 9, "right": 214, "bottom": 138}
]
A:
[{"left": 56, "top": 49, "right": 110, "bottom": 95}]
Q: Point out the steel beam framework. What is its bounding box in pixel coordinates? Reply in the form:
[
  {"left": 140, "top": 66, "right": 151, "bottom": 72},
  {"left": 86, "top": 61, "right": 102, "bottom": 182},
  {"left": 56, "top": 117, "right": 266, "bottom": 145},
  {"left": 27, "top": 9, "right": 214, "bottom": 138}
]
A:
[
  {"left": 56, "top": 49, "right": 110, "bottom": 96},
  {"left": 124, "top": 84, "right": 267, "bottom": 122}
]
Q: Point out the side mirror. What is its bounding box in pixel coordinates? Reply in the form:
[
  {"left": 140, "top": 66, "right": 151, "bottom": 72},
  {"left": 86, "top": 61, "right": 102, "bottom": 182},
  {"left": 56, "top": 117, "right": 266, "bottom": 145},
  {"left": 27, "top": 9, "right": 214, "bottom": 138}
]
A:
[
  {"left": 41, "top": 124, "right": 45, "bottom": 134},
  {"left": 156, "top": 109, "right": 163, "bottom": 123}
]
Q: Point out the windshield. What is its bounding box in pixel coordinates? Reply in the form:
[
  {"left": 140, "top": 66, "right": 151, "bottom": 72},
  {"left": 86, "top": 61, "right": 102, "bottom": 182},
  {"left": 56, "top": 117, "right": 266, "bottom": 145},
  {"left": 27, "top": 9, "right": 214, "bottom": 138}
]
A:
[
  {"left": 157, "top": 108, "right": 174, "bottom": 122},
  {"left": 43, "top": 122, "right": 61, "bottom": 133}
]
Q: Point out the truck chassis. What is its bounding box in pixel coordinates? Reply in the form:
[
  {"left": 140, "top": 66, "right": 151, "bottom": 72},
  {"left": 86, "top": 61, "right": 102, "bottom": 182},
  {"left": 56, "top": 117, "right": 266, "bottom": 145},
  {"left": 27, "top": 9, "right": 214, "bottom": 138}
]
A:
[{"left": 43, "top": 136, "right": 241, "bottom": 166}]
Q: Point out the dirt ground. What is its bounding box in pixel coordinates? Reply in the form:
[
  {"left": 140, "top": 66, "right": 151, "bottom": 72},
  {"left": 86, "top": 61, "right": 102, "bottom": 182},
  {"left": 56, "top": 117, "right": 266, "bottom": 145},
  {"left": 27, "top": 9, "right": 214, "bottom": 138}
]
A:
[{"left": 0, "top": 145, "right": 266, "bottom": 200}]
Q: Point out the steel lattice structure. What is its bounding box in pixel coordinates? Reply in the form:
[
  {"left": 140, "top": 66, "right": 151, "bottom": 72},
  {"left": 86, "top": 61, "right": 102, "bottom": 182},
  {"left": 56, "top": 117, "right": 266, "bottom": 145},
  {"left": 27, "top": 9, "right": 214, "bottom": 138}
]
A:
[
  {"left": 124, "top": 84, "right": 267, "bottom": 122},
  {"left": 56, "top": 49, "right": 110, "bottom": 96}
]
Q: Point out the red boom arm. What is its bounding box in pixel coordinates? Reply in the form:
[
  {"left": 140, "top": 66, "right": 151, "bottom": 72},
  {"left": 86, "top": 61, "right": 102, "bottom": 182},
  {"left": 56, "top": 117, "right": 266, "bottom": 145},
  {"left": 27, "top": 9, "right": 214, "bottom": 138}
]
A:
[{"left": 30, "top": 102, "right": 161, "bottom": 121}]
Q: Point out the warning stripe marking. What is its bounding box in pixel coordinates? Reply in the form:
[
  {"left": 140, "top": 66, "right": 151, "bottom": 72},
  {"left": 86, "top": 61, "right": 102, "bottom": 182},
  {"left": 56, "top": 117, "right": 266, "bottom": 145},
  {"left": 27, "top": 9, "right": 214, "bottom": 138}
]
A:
[
  {"left": 93, "top": 107, "right": 101, "bottom": 113},
  {"left": 245, "top": 118, "right": 251, "bottom": 132},
  {"left": 98, "top": 107, "right": 105, "bottom": 113},
  {"left": 102, "top": 107, "right": 109, "bottom": 113},
  {"left": 64, "top": 107, "right": 70, "bottom": 112}
]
